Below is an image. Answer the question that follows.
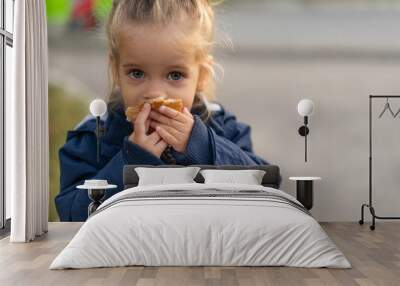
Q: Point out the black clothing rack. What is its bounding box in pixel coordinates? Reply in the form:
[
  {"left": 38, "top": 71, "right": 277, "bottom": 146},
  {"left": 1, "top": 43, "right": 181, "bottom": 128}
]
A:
[{"left": 359, "top": 95, "right": 400, "bottom": 230}]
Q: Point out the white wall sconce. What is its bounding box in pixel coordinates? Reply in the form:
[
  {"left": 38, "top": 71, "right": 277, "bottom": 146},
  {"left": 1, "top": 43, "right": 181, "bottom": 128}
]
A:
[
  {"left": 297, "top": 99, "right": 315, "bottom": 162},
  {"left": 89, "top": 99, "right": 107, "bottom": 163}
]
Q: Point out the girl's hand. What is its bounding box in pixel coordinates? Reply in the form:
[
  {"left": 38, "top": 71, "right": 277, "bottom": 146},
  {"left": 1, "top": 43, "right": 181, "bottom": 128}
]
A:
[
  {"left": 128, "top": 103, "right": 168, "bottom": 158},
  {"left": 149, "top": 106, "right": 194, "bottom": 153}
]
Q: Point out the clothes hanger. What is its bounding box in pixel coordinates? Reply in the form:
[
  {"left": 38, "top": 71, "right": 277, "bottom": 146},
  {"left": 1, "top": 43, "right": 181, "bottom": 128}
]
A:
[
  {"left": 394, "top": 106, "right": 400, "bottom": 118},
  {"left": 378, "top": 98, "right": 395, "bottom": 118}
]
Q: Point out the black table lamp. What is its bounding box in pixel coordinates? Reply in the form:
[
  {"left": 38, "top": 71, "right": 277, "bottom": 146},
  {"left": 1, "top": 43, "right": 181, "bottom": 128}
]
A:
[{"left": 297, "top": 99, "right": 315, "bottom": 162}]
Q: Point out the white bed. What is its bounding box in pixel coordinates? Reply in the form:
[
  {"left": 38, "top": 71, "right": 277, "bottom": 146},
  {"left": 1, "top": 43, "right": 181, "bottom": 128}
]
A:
[{"left": 50, "top": 182, "right": 351, "bottom": 269}]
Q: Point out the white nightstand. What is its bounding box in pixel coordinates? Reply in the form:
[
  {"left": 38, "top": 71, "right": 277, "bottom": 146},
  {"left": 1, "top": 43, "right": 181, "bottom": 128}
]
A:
[{"left": 289, "top": 177, "right": 321, "bottom": 210}]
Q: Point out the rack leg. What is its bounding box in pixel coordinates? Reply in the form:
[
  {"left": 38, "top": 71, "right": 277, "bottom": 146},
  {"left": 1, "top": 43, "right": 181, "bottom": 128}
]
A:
[
  {"left": 359, "top": 204, "right": 368, "bottom": 225},
  {"left": 369, "top": 206, "right": 376, "bottom": 231},
  {"left": 359, "top": 204, "right": 378, "bottom": 230},
  {"left": 359, "top": 203, "right": 400, "bottom": 230}
]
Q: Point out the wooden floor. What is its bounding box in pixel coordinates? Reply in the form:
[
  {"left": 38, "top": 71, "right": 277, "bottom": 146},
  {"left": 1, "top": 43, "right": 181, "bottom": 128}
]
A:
[{"left": 0, "top": 222, "right": 399, "bottom": 286}]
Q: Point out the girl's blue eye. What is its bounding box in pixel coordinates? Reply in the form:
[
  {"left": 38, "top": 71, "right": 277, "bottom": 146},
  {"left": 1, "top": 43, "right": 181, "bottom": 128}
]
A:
[
  {"left": 167, "top": 71, "right": 184, "bottom": 81},
  {"left": 129, "top": 69, "right": 145, "bottom": 79}
]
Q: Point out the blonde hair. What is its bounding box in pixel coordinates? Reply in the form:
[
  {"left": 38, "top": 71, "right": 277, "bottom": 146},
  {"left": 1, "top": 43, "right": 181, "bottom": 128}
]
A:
[{"left": 105, "top": 0, "right": 224, "bottom": 120}]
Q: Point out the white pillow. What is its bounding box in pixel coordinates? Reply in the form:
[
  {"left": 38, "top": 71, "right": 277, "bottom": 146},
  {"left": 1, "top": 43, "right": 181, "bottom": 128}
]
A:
[
  {"left": 135, "top": 167, "right": 201, "bottom": 186},
  {"left": 200, "top": 169, "right": 266, "bottom": 185}
]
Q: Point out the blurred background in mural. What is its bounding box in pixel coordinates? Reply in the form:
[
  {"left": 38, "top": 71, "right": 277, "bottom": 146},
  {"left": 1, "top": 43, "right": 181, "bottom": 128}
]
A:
[{"left": 47, "top": 0, "right": 400, "bottom": 221}]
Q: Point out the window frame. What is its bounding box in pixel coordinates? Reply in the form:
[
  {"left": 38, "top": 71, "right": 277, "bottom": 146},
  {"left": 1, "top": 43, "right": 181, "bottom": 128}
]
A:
[{"left": 0, "top": 0, "right": 14, "bottom": 236}]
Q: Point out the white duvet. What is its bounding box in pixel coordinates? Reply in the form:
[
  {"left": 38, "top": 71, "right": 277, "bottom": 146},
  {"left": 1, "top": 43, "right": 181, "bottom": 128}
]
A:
[{"left": 50, "top": 183, "right": 351, "bottom": 269}]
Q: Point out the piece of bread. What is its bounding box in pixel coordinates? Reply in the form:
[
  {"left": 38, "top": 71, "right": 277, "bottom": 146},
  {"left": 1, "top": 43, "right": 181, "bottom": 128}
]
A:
[{"left": 125, "top": 97, "right": 184, "bottom": 122}]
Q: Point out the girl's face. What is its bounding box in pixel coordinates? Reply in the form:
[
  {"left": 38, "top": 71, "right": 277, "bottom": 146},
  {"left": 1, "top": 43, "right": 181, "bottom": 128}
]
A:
[{"left": 113, "top": 22, "right": 207, "bottom": 110}]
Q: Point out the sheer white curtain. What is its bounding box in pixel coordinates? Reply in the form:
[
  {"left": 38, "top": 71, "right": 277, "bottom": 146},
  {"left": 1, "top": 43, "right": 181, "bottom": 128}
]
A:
[{"left": 7, "top": 0, "right": 49, "bottom": 242}]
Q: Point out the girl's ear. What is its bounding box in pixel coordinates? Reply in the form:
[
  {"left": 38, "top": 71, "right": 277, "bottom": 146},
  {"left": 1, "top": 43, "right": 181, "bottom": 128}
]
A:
[
  {"left": 109, "top": 54, "right": 121, "bottom": 87},
  {"left": 196, "top": 65, "right": 209, "bottom": 92}
]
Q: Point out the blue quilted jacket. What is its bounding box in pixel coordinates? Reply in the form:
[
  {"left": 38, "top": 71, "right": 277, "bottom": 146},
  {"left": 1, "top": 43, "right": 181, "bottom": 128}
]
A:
[{"left": 55, "top": 101, "right": 278, "bottom": 221}]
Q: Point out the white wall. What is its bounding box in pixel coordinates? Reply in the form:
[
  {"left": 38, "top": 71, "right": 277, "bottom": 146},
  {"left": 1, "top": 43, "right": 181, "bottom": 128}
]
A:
[
  {"left": 214, "top": 4, "right": 400, "bottom": 222},
  {"left": 215, "top": 56, "right": 400, "bottom": 222},
  {"left": 45, "top": 3, "right": 400, "bottom": 222}
]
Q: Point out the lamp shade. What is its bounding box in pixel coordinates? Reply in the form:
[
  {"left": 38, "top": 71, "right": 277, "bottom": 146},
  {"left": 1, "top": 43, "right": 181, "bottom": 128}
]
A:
[
  {"left": 297, "top": 99, "right": 315, "bottom": 116},
  {"left": 90, "top": 99, "right": 107, "bottom": 117}
]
